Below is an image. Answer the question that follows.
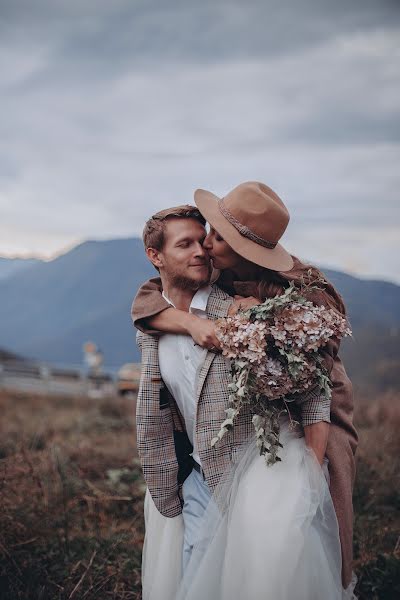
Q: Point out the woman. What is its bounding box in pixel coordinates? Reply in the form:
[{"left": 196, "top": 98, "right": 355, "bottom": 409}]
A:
[{"left": 133, "top": 182, "right": 358, "bottom": 598}]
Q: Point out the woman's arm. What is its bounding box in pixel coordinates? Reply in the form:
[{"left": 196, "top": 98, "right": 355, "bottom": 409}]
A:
[
  {"left": 304, "top": 422, "right": 330, "bottom": 465},
  {"left": 292, "top": 386, "right": 331, "bottom": 465},
  {"left": 131, "top": 278, "right": 221, "bottom": 347},
  {"left": 149, "top": 308, "right": 221, "bottom": 349},
  {"left": 131, "top": 277, "right": 171, "bottom": 334},
  {"left": 298, "top": 341, "right": 338, "bottom": 465}
]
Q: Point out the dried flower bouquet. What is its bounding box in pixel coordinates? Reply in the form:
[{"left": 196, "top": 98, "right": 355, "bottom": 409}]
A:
[{"left": 212, "top": 278, "right": 352, "bottom": 465}]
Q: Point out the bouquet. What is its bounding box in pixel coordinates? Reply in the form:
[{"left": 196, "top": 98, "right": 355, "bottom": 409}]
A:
[{"left": 211, "top": 278, "right": 352, "bottom": 465}]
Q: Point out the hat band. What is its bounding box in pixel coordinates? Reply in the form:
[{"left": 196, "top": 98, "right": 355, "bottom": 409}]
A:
[{"left": 218, "top": 199, "right": 277, "bottom": 250}]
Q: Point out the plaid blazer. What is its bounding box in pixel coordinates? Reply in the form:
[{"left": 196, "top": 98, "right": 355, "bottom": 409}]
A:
[{"left": 136, "top": 285, "right": 257, "bottom": 517}]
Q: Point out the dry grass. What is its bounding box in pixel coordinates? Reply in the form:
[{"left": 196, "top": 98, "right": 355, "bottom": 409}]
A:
[
  {"left": 353, "top": 391, "right": 400, "bottom": 599},
  {"left": 0, "top": 391, "right": 144, "bottom": 599},
  {"left": 0, "top": 388, "right": 399, "bottom": 599}
]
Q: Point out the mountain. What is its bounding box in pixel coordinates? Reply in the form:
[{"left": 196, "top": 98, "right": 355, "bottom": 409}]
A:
[
  {"left": 321, "top": 269, "right": 400, "bottom": 329},
  {"left": 339, "top": 325, "right": 400, "bottom": 394},
  {"left": 0, "top": 239, "right": 155, "bottom": 366},
  {"left": 0, "top": 257, "right": 42, "bottom": 281},
  {"left": 0, "top": 240, "right": 399, "bottom": 387}
]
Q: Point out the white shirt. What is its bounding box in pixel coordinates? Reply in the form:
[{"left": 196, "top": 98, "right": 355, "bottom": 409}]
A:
[{"left": 158, "top": 285, "right": 212, "bottom": 465}]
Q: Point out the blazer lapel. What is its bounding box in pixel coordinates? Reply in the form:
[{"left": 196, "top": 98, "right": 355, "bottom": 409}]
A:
[
  {"left": 195, "top": 285, "right": 233, "bottom": 403},
  {"left": 196, "top": 351, "right": 217, "bottom": 401}
]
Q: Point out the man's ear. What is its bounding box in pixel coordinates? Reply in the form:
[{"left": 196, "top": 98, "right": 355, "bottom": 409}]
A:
[{"left": 146, "top": 247, "right": 164, "bottom": 270}]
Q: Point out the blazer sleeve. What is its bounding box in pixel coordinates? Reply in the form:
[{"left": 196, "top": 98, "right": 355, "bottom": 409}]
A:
[
  {"left": 131, "top": 277, "right": 171, "bottom": 334},
  {"left": 296, "top": 387, "right": 331, "bottom": 426},
  {"left": 135, "top": 333, "right": 183, "bottom": 517}
]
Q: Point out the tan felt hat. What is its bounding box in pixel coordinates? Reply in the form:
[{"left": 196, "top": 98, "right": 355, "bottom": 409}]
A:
[{"left": 194, "top": 181, "right": 294, "bottom": 272}]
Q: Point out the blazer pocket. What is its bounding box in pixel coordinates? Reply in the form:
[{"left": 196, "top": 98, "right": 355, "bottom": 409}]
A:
[{"left": 159, "top": 384, "right": 170, "bottom": 410}]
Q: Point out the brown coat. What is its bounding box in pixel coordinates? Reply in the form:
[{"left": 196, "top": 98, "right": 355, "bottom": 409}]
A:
[{"left": 131, "top": 277, "right": 358, "bottom": 589}]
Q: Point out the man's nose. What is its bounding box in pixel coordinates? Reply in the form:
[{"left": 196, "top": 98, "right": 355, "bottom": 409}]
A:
[{"left": 194, "top": 242, "right": 207, "bottom": 257}]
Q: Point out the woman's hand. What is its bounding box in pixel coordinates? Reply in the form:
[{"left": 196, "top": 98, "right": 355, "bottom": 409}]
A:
[
  {"left": 228, "top": 295, "right": 260, "bottom": 316},
  {"left": 185, "top": 314, "right": 221, "bottom": 350}
]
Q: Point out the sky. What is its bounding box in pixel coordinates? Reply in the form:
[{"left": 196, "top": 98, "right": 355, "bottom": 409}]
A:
[{"left": 0, "top": 0, "right": 399, "bottom": 282}]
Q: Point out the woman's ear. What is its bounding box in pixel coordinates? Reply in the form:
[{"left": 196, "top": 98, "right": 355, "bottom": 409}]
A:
[{"left": 146, "top": 247, "right": 164, "bottom": 269}]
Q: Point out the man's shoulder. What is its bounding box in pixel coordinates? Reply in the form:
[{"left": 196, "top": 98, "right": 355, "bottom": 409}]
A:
[
  {"left": 206, "top": 284, "right": 233, "bottom": 319},
  {"left": 209, "top": 283, "right": 232, "bottom": 301},
  {"left": 136, "top": 329, "right": 159, "bottom": 351}
]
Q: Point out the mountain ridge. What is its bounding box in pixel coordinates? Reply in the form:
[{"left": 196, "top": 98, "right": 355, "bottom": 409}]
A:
[{"left": 0, "top": 238, "right": 399, "bottom": 372}]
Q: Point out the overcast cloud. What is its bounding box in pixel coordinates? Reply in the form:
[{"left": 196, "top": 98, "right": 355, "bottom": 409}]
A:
[{"left": 0, "top": 0, "right": 399, "bottom": 282}]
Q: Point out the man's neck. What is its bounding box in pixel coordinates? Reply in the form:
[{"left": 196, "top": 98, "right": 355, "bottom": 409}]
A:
[{"left": 161, "top": 279, "right": 197, "bottom": 312}]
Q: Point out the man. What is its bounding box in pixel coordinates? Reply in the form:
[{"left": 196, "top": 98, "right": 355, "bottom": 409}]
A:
[
  {"left": 135, "top": 206, "right": 233, "bottom": 562},
  {"left": 134, "top": 205, "right": 345, "bottom": 599}
]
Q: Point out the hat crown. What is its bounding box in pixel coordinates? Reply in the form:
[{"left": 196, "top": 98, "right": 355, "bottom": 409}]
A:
[
  {"left": 222, "top": 182, "right": 290, "bottom": 245},
  {"left": 194, "top": 180, "right": 294, "bottom": 271}
]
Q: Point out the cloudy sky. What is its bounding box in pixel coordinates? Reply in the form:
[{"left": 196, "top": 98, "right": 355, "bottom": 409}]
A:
[{"left": 1, "top": 0, "right": 399, "bottom": 282}]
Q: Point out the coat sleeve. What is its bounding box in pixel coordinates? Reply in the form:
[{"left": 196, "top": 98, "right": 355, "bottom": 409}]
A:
[
  {"left": 132, "top": 270, "right": 224, "bottom": 334},
  {"left": 131, "top": 277, "right": 171, "bottom": 334},
  {"left": 136, "top": 333, "right": 183, "bottom": 517}
]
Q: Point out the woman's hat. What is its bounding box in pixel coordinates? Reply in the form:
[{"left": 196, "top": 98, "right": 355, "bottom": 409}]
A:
[{"left": 194, "top": 181, "right": 294, "bottom": 271}]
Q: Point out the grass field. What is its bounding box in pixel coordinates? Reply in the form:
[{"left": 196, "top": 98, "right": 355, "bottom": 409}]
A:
[{"left": 0, "top": 389, "right": 399, "bottom": 599}]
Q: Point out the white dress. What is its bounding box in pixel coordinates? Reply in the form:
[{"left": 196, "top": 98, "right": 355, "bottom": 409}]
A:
[{"left": 142, "top": 421, "right": 357, "bottom": 600}]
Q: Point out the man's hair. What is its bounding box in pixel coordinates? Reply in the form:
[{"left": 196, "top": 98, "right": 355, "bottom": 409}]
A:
[{"left": 142, "top": 205, "right": 206, "bottom": 251}]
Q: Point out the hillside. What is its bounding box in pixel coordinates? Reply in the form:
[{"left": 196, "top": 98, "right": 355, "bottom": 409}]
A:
[
  {"left": 0, "top": 257, "right": 42, "bottom": 281},
  {"left": 0, "top": 240, "right": 399, "bottom": 388},
  {"left": 0, "top": 239, "right": 154, "bottom": 366}
]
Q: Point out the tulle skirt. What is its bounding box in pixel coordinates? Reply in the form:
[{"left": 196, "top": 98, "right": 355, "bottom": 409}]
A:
[{"left": 142, "top": 421, "right": 357, "bottom": 600}]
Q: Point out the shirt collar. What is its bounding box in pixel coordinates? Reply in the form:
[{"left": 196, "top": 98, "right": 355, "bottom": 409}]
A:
[{"left": 162, "top": 285, "right": 212, "bottom": 315}]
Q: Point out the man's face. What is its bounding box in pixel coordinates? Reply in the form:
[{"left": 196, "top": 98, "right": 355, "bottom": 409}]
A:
[{"left": 156, "top": 218, "right": 211, "bottom": 290}]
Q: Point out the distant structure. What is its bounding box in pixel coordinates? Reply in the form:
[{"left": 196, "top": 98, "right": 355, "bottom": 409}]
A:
[
  {"left": 117, "top": 362, "right": 141, "bottom": 396},
  {"left": 83, "top": 341, "right": 104, "bottom": 376}
]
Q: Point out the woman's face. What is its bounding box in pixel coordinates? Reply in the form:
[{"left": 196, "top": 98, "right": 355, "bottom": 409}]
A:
[{"left": 203, "top": 226, "right": 241, "bottom": 270}]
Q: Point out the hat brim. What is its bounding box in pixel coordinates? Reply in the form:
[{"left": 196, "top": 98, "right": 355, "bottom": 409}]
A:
[{"left": 194, "top": 189, "right": 294, "bottom": 272}]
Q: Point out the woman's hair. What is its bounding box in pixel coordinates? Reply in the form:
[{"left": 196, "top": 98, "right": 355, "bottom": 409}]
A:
[{"left": 257, "top": 255, "right": 346, "bottom": 316}]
